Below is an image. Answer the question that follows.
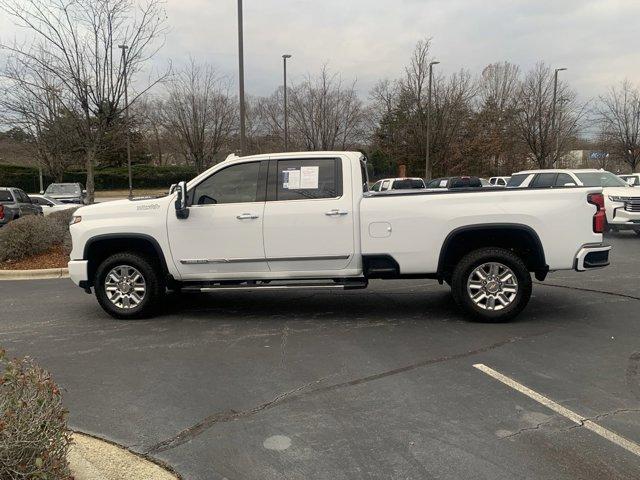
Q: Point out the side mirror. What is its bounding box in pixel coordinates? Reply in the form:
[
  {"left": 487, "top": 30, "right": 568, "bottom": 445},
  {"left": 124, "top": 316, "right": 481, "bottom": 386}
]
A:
[{"left": 174, "top": 180, "right": 190, "bottom": 219}]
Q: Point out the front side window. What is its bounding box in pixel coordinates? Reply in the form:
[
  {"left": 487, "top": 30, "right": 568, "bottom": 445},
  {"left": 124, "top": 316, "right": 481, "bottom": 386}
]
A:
[
  {"left": 191, "top": 162, "right": 261, "bottom": 205},
  {"left": 276, "top": 158, "right": 341, "bottom": 201},
  {"left": 371, "top": 181, "right": 382, "bottom": 192},
  {"left": 0, "top": 190, "right": 13, "bottom": 202}
]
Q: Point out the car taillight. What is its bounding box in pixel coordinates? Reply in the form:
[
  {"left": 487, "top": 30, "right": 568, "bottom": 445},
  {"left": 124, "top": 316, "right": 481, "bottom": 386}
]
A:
[
  {"left": 587, "top": 193, "right": 606, "bottom": 233},
  {"left": 0, "top": 205, "right": 4, "bottom": 220}
]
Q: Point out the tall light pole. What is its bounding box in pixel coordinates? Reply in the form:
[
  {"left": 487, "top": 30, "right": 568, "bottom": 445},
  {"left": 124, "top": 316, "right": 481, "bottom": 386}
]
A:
[
  {"left": 282, "top": 54, "right": 292, "bottom": 151},
  {"left": 119, "top": 44, "right": 133, "bottom": 199},
  {"left": 551, "top": 67, "right": 567, "bottom": 162},
  {"left": 425, "top": 60, "right": 440, "bottom": 180},
  {"left": 237, "top": 0, "right": 246, "bottom": 154}
]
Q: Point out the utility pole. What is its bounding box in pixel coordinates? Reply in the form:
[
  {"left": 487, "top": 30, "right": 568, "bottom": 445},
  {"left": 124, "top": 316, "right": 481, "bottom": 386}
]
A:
[
  {"left": 119, "top": 44, "right": 133, "bottom": 199},
  {"left": 237, "top": 0, "right": 246, "bottom": 154},
  {"left": 551, "top": 67, "right": 567, "bottom": 163},
  {"left": 282, "top": 54, "right": 292, "bottom": 151},
  {"left": 425, "top": 60, "right": 440, "bottom": 180}
]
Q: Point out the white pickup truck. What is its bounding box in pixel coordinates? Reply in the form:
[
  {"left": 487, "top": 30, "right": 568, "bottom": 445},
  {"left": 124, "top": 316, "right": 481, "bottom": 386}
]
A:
[{"left": 68, "top": 151, "right": 611, "bottom": 322}]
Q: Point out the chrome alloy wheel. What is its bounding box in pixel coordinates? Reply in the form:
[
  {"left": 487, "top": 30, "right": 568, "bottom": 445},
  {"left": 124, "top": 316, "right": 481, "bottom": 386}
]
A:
[
  {"left": 104, "top": 265, "right": 146, "bottom": 309},
  {"left": 466, "top": 262, "right": 518, "bottom": 311}
]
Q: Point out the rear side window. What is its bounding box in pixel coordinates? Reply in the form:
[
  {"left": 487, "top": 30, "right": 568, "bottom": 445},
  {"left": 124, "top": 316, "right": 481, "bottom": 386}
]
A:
[
  {"left": 276, "top": 158, "right": 341, "bottom": 201},
  {"left": 554, "top": 173, "right": 576, "bottom": 186},
  {"left": 506, "top": 174, "right": 529, "bottom": 187},
  {"left": 0, "top": 190, "right": 13, "bottom": 202},
  {"left": 530, "top": 173, "right": 557, "bottom": 188}
]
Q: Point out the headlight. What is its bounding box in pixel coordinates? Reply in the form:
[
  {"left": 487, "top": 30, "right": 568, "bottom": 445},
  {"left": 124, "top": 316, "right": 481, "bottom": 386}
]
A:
[
  {"left": 69, "top": 215, "right": 82, "bottom": 225},
  {"left": 608, "top": 196, "right": 625, "bottom": 202}
]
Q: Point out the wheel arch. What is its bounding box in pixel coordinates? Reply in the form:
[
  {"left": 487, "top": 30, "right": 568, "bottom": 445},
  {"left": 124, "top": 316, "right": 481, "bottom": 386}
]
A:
[
  {"left": 84, "top": 233, "right": 169, "bottom": 287},
  {"left": 437, "top": 224, "right": 548, "bottom": 281}
]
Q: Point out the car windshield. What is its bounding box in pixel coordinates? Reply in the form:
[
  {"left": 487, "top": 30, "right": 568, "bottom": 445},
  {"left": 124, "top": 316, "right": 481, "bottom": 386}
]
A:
[
  {"left": 392, "top": 179, "right": 424, "bottom": 189},
  {"left": 575, "top": 172, "right": 628, "bottom": 188},
  {"left": 0, "top": 190, "right": 13, "bottom": 202},
  {"left": 45, "top": 184, "right": 80, "bottom": 195}
]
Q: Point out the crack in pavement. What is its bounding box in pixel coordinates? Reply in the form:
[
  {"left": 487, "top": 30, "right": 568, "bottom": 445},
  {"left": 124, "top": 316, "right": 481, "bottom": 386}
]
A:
[
  {"left": 559, "top": 408, "right": 640, "bottom": 433},
  {"left": 535, "top": 282, "right": 640, "bottom": 302},
  {"left": 500, "top": 418, "right": 558, "bottom": 439},
  {"left": 626, "top": 352, "right": 640, "bottom": 401},
  {"left": 280, "top": 325, "right": 289, "bottom": 369},
  {"left": 145, "top": 332, "right": 545, "bottom": 455},
  {"left": 146, "top": 376, "right": 329, "bottom": 454}
]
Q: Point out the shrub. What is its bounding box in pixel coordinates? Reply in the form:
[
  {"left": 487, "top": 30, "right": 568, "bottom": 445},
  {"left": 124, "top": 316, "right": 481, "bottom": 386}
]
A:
[
  {"left": 0, "top": 349, "right": 72, "bottom": 479},
  {"left": 0, "top": 208, "right": 77, "bottom": 262}
]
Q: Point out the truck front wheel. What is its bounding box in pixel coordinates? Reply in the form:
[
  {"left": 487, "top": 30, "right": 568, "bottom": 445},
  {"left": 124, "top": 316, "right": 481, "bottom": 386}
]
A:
[
  {"left": 94, "top": 252, "right": 164, "bottom": 319},
  {"left": 451, "top": 248, "right": 532, "bottom": 322}
]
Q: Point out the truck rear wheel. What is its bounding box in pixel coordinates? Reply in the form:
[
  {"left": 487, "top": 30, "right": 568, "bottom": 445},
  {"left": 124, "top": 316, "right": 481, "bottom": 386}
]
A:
[
  {"left": 451, "top": 248, "right": 532, "bottom": 322},
  {"left": 94, "top": 252, "right": 164, "bottom": 319}
]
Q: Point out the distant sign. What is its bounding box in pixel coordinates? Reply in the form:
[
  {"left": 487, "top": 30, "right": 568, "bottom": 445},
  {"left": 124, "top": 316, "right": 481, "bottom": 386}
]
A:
[{"left": 590, "top": 151, "right": 609, "bottom": 160}]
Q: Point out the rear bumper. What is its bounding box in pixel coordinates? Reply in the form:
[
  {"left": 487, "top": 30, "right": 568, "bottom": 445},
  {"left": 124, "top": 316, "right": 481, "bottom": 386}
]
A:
[
  {"left": 68, "top": 260, "right": 89, "bottom": 286},
  {"left": 574, "top": 244, "right": 611, "bottom": 271}
]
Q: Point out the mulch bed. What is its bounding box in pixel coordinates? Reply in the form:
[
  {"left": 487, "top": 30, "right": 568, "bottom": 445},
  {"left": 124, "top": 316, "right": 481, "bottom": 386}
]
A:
[{"left": 0, "top": 244, "right": 69, "bottom": 270}]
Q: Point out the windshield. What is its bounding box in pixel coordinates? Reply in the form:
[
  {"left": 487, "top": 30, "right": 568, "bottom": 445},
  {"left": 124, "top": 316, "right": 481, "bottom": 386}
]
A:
[
  {"left": 575, "top": 172, "right": 628, "bottom": 188},
  {"left": 45, "top": 184, "right": 81, "bottom": 195},
  {"left": 392, "top": 179, "right": 424, "bottom": 190},
  {"left": 0, "top": 190, "right": 13, "bottom": 202}
]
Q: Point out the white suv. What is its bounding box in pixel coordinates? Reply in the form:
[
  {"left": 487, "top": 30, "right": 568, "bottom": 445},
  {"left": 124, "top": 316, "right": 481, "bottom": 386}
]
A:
[
  {"left": 509, "top": 169, "right": 640, "bottom": 235},
  {"left": 619, "top": 173, "right": 640, "bottom": 187}
]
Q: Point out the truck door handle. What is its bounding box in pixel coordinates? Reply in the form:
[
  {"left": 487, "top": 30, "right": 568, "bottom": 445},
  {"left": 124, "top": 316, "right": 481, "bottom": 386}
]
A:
[
  {"left": 236, "top": 213, "right": 259, "bottom": 220},
  {"left": 325, "top": 209, "right": 348, "bottom": 216}
]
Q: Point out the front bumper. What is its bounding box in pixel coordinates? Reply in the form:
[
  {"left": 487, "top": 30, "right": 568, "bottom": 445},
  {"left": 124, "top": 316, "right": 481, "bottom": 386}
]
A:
[
  {"left": 68, "top": 260, "right": 89, "bottom": 286},
  {"left": 574, "top": 244, "right": 611, "bottom": 271},
  {"left": 609, "top": 205, "right": 640, "bottom": 230}
]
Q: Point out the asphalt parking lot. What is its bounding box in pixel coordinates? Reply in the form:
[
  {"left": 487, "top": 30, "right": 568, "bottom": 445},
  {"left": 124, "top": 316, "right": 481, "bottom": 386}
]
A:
[{"left": 1, "top": 233, "right": 639, "bottom": 479}]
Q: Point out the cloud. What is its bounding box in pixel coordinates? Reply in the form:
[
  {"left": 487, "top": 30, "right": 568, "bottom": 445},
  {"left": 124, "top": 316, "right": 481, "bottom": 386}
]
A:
[{"left": 2, "top": 0, "right": 639, "bottom": 101}]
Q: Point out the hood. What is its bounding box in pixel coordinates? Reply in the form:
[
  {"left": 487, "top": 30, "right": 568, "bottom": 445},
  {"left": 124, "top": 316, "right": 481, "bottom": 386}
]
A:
[{"left": 602, "top": 186, "right": 638, "bottom": 197}]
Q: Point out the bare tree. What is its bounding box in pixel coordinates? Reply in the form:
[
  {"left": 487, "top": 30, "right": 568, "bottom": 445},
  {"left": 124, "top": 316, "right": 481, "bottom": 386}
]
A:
[
  {"left": 287, "top": 66, "right": 367, "bottom": 151},
  {"left": 161, "top": 60, "right": 237, "bottom": 173},
  {"left": 514, "top": 63, "right": 584, "bottom": 168},
  {"left": 476, "top": 62, "right": 521, "bottom": 172},
  {"left": 0, "top": 0, "right": 168, "bottom": 202},
  {"left": 595, "top": 79, "right": 640, "bottom": 172},
  {"left": 0, "top": 55, "right": 81, "bottom": 182}
]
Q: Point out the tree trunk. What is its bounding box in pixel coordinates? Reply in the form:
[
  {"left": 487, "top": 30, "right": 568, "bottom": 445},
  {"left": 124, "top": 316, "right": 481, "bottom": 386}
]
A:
[{"left": 85, "top": 148, "right": 96, "bottom": 204}]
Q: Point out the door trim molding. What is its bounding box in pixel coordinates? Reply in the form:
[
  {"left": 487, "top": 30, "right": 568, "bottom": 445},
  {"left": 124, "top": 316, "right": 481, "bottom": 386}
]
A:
[{"left": 180, "top": 254, "right": 351, "bottom": 265}]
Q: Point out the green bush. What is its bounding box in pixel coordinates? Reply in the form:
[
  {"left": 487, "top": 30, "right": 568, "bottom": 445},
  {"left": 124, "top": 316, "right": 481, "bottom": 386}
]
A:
[
  {"left": 0, "top": 209, "right": 77, "bottom": 262},
  {"left": 0, "top": 349, "right": 72, "bottom": 479},
  {"left": 0, "top": 164, "right": 198, "bottom": 192}
]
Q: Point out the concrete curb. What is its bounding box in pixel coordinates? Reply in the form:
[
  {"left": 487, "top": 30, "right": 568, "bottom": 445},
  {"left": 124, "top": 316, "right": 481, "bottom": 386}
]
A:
[
  {"left": 0, "top": 267, "right": 69, "bottom": 280},
  {"left": 69, "top": 432, "right": 180, "bottom": 480}
]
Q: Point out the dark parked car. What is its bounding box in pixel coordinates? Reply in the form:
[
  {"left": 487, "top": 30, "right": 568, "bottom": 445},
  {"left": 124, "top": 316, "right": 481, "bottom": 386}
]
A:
[
  {"left": 0, "top": 187, "right": 42, "bottom": 227},
  {"left": 425, "top": 176, "right": 483, "bottom": 189},
  {"left": 44, "top": 182, "right": 87, "bottom": 204}
]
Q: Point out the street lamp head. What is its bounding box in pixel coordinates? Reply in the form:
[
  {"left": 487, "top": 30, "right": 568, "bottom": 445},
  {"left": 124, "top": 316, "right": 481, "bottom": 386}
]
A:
[
  {"left": 556, "top": 67, "right": 567, "bottom": 72},
  {"left": 118, "top": 44, "right": 129, "bottom": 49},
  {"left": 430, "top": 61, "right": 440, "bottom": 66},
  {"left": 282, "top": 54, "right": 292, "bottom": 59}
]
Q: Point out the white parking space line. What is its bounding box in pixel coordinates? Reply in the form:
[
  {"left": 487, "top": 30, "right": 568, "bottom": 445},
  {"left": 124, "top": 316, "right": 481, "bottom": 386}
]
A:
[{"left": 473, "top": 363, "right": 640, "bottom": 457}]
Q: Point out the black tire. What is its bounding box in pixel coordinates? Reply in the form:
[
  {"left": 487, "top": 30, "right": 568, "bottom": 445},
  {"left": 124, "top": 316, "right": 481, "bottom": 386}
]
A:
[
  {"left": 450, "top": 247, "right": 532, "bottom": 323},
  {"left": 94, "top": 251, "right": 164, "bottom": 319}
]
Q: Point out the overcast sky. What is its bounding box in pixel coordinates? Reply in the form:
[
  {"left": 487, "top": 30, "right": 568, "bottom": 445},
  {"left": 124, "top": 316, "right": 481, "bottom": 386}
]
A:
[{"left": 2, "top": 0, "right": 639, "bottom": 101}]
